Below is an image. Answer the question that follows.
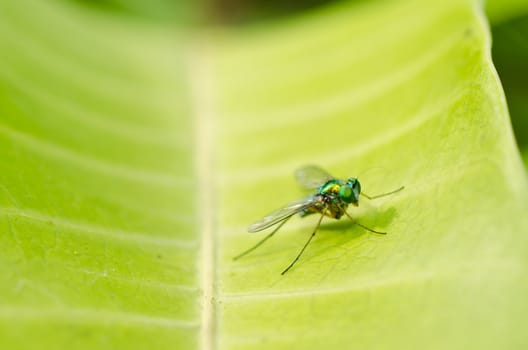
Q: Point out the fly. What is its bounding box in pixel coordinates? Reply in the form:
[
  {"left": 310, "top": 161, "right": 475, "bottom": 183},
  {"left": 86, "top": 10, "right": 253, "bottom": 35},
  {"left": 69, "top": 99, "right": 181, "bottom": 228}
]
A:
[{"left": 234, "top": 165, "right": 404, "bottom": 274}]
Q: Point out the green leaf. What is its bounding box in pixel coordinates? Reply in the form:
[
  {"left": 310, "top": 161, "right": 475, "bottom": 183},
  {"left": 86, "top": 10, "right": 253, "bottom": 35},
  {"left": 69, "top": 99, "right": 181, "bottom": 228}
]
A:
[
  {"left": 213, "top": 1, "right": 528, "bottom": 348},
  {"left": 1, "top": 0, "right": 528, "bottom": 349},
  {"left": 0, "top": 1, "right": 199, "bottom": 348}
]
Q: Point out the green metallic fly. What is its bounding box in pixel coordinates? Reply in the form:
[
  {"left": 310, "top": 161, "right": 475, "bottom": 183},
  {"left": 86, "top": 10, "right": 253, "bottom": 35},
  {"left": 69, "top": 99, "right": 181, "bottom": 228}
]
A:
[{"left": 234, "top": 165, "right": 404, "bottom": 274}]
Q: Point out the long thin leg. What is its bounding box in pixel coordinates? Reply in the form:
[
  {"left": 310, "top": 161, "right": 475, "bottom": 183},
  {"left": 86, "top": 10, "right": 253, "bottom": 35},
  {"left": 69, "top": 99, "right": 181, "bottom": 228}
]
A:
[
  {"left": 281, "top": 211, "right": 325, "bottom": 275},
  {"left": 344, "top": 211, "right": 386, "bottom": 235},
  {"left": 233, "top": 216, "right": 292, "bottom": 261},
  {"left": 361, "top": 186, "right": 404, "bottom": 200}
]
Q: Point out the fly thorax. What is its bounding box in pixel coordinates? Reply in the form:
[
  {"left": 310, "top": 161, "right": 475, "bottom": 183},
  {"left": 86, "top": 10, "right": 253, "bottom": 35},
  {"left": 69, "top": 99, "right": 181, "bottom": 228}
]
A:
[{"left": 318, "top": 179, "right": 343, "bottom": 196}]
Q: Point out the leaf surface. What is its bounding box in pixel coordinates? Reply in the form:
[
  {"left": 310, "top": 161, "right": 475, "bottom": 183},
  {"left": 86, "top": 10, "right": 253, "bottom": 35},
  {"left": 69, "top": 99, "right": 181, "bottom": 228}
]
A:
[
  {"left": 212, "top": 0, "right": 528, "bottom": 349},
  {"left": 0, "top": 0, "right": 527, "bottom": 349}
]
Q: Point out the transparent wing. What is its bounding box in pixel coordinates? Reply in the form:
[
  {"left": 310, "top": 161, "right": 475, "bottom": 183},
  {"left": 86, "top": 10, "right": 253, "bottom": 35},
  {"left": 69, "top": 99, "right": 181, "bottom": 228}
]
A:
[
  {"left": 248, "top": 196, "right": 317, "bottom": 232},
  {"left": 295, "top": 165, "right": 333, "bottom": 189}
]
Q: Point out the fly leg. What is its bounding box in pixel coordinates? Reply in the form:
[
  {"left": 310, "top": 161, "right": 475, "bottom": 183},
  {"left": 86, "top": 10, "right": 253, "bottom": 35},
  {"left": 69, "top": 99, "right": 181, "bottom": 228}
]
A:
[
  {"left": 281, "top": 210, "right": 325, "bottom": 275},
  {"left": 233, "top": 216, "right": 292, "bottom": 260},
  {"left": 343, "top": 211, "right": 386, "bottom": 234}
]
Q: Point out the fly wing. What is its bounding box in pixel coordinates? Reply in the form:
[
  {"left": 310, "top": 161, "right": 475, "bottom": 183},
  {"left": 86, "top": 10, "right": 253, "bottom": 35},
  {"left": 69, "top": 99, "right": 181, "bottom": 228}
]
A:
[
  {"left": 295, "top": 165, "right": 333, "bottom": 189},
  {"left": 248, "top": 196, "right": 317, "bottom": 232}
]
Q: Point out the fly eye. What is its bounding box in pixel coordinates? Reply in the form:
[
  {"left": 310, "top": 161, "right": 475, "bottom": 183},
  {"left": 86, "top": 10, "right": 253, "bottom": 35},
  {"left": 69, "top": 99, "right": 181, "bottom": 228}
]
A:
[
  {"left": 346, "top": 178, "right": 361, "bottom": 200},
  {"left": 353, "top": 180, "right": 361, "bottom": 194}
]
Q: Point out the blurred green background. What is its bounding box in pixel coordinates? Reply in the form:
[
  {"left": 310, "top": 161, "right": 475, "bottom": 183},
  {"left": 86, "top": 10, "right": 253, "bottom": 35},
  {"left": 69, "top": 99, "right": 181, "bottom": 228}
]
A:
[{"left": 491, "top": 14, "right": 528, "bottom": 166}]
